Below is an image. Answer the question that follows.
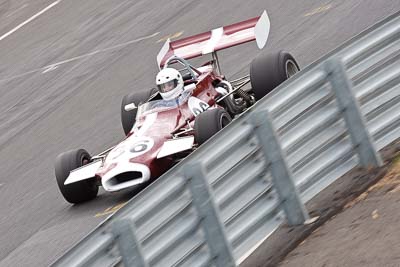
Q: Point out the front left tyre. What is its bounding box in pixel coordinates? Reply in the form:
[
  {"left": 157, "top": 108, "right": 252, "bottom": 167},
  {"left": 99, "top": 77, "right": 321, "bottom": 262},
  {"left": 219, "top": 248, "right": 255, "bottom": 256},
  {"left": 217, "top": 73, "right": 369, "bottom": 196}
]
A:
[{"left": 55, "top": 148, "right": 98, "bottom": 204}]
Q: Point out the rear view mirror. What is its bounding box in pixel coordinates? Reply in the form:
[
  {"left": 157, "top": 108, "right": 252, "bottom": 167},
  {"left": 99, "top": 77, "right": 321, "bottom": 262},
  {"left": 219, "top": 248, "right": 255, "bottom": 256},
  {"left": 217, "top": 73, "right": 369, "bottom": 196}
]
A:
[{"left": 124, "top": 103, "right": 137, "bottom": 111}]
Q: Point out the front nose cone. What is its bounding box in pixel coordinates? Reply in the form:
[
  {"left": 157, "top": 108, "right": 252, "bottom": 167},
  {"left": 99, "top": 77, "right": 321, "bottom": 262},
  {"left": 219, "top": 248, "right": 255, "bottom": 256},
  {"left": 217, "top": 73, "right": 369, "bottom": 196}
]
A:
[{"left": 101, "top": 163, "right": 150, "bottom": 191}]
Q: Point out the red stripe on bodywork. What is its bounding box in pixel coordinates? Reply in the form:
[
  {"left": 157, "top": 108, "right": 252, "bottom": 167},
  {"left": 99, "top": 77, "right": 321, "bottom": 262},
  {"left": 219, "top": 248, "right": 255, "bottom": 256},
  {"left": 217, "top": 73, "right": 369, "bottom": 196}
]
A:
[
  {"left": 223, "top": 17, "right": 259, "bottom": 35},
  {"left": 171, "top": 32, "right": 212, "bottom": 49}
]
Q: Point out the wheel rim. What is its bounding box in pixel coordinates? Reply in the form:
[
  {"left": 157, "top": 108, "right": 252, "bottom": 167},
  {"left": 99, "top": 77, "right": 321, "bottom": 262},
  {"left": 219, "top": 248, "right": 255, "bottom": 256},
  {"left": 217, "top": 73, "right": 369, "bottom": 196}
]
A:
[
  {"left": 285, "top": 59, "right": 299, "bottom": 78},
  {"left": 81, "top": 156, "right": 97, "bottom": 190}
]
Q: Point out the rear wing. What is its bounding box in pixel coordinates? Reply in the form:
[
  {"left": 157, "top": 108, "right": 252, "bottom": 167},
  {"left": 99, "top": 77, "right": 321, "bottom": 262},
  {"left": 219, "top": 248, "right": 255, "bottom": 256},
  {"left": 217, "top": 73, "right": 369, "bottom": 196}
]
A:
[{"left": 157, "top": 10, "right": 270, "bottom": 67}]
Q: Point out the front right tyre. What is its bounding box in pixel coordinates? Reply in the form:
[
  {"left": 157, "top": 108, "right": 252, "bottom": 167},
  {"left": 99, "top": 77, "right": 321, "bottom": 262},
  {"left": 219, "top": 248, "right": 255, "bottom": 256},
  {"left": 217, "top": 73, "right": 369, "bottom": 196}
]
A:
[
  {"left": 55, "top": 148, "right": 98, "bottom": 204},
  {"left": 194, "top": 108, "right": 232, "bottom": 145}
]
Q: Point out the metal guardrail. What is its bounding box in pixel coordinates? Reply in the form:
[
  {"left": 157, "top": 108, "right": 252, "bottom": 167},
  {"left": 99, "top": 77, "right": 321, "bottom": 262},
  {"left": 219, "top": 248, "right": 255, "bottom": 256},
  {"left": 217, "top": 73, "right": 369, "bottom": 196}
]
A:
[{"left": 53, "top": 11, "right": 400, "bottom": 267}]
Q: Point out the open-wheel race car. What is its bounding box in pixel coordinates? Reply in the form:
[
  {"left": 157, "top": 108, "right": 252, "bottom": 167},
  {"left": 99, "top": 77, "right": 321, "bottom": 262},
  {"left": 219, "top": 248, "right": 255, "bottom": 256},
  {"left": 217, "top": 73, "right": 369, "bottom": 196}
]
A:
[{"left": 55, "top": 11, "right": 300, "bottom": 204}]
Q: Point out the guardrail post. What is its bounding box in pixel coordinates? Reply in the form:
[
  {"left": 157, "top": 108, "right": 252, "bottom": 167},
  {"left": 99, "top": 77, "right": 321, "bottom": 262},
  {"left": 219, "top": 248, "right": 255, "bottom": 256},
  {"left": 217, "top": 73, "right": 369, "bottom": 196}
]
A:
[
  {"left": 112, "top": 218, "right": 148, "bottom": 267},
  {"left": 325, "top": 58, "right": 383, "bottom": 167},
  {"left": 183, "top": 163, "right": 236, "bottom": 267},
  {"left": 250, "top": 111, "right": 310, "bottom": 225}
]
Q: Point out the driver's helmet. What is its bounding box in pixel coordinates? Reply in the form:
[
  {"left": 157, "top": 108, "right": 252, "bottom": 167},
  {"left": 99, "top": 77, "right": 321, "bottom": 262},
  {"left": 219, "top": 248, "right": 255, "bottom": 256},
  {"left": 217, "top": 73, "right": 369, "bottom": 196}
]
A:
[{"left": 156, "top": 68, "right": 184, "bottom": 101}]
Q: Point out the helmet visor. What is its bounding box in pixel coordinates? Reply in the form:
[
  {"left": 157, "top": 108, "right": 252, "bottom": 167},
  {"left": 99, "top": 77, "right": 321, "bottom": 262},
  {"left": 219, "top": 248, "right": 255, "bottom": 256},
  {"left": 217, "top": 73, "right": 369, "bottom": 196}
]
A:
[{"left": 158, "top": 79, "right": 178, "bottom": 93}]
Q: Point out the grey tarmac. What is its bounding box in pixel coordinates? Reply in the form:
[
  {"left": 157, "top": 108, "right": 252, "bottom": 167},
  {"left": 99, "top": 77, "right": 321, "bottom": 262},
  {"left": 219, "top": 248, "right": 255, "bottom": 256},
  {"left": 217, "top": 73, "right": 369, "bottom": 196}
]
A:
[{"left": 0, "top": 0, "right": 398, "bottom": 266}]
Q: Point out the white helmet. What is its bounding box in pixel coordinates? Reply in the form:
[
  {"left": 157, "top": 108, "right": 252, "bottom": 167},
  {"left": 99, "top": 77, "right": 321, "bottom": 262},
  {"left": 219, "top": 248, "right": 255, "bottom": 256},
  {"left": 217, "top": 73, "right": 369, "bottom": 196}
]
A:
[{"left": 156, "top": 68, "right": 184, "bottom": 100}]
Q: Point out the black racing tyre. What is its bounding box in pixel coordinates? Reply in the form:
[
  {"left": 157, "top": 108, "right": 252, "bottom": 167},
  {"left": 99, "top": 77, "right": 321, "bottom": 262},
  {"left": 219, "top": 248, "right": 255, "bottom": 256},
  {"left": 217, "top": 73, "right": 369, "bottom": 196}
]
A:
[
  {"left": 250, "top": 51, "right": 300, "bottom": 100},
  {"left": 194, "top": 108, "right": 232, "bottom": 145},
  {"left": 55, "top": 149, "right": 98, "bottom": 204},
  {"left": 121, "top": 90, "right": 152, "bottom": 135}
]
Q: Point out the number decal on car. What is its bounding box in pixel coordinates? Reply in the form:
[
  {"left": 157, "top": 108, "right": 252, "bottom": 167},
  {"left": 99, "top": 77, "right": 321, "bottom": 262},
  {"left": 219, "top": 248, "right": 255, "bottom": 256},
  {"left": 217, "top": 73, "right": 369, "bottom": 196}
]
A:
[
  {"left": 109, "top": 137, "right": 154, "bottom": 161},
  {"left": 188, "top": 97, "right": 210, "bottom": 116},
  {"left": 130, "top": 140, "right": 151, "bottom": 153},
  {"left": 129, "top": 138, "right": 154, "bottom": 157}
]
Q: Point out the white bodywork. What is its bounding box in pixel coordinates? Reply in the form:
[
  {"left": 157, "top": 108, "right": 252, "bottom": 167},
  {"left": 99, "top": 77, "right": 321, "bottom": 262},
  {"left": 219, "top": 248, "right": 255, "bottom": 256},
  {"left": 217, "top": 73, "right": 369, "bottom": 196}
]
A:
[
  {"left": 254, "top": 10, "right": 270, "bottom": 49},
  {"left": 157, "top": 136, "right": 194, "bottom": 159},
  {"left": 64, "top": 134, "right": 194, "bottom": 192},
  {"left": 101, "top": 162, "right": 151, "bottom": 191},
  {"left": 64, "top": 160, "right": 102, "bottom": 185}
]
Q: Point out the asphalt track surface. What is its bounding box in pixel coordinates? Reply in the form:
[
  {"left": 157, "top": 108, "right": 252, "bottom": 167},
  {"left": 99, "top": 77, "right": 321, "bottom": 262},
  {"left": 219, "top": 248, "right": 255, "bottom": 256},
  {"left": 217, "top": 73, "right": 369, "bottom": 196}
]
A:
[{"left": 0, "top": 0, "right": 398, "bottom": 266}]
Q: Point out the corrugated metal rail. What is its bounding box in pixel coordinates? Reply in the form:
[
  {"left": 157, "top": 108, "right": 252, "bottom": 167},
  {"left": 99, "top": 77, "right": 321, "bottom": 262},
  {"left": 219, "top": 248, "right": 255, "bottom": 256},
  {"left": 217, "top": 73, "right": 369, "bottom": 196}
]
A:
[{"left": 52, "top": 11, "right": 400, "bottom": 267}]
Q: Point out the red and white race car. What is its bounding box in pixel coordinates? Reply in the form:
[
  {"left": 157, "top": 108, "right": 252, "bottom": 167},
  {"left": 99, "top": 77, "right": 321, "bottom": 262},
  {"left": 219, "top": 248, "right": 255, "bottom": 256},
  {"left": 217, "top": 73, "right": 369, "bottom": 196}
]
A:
[{"left": 55, "top": 11, "right": 300, "bottom": 204}]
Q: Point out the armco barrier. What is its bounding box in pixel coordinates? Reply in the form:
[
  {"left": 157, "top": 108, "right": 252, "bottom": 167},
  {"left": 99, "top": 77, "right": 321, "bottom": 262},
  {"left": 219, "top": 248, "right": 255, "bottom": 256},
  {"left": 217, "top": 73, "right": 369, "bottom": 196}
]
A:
[{"left": 53, "top": 11, "right": 400, "bottom": 267}]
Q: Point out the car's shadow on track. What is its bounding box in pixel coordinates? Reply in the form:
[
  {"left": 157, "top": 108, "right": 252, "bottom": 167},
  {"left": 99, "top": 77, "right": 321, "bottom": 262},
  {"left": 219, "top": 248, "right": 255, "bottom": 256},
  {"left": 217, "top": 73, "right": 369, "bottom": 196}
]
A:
[{"left": 64, "top": 183, "right": 149, "bottom": 217}]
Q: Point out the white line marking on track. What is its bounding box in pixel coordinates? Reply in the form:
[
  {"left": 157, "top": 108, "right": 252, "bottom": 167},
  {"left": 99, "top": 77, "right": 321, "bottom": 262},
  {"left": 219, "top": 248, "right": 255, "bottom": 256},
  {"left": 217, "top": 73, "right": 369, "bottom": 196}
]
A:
[
  {"left": 42, "top": 65, "right": 59, "bottom": 73},
  {"left": 304, "top": 4, "right": 332, "bottom": 17},
  {"left": 0, "top": 0, "right": 61, "bottom": 42},
  {"left": 42, "top": 32, "right": 160, "bottom": 69},
  {"left": 0, "top": 32, "right": 160, "bottom": 83},
  {"left": 0, "top": 69, "right": 39, "bottom": 83},
  {"left": 6, "top": 4, "right": 28, "bottom": 18},
  {"left": 157, "top": 31, "right": 184, "bottom": 43}
]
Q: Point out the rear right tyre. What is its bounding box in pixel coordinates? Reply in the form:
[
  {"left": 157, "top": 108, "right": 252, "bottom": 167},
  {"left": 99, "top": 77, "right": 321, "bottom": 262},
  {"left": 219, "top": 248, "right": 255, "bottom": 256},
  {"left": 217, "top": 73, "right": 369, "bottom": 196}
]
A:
[{"left": 250, "top": 51, "right": 300, "bottom": 100}]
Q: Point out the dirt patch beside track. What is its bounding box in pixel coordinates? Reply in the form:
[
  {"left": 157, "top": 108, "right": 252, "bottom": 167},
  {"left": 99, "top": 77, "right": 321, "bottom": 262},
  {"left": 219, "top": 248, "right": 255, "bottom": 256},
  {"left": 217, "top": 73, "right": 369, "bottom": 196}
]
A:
[{"left": 241, "top": 141, "right": 400, "bottom": 267}]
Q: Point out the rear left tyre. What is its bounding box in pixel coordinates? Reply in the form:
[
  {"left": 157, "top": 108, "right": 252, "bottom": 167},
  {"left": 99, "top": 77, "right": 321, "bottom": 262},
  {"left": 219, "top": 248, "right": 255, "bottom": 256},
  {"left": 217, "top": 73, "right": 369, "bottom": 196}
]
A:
[
  {"left": 55, "top": 148, "right": 98, "bottom": 204},
  {"left": 121, "top": 90, "right": 152, "bottom": 135},
  {"left": 194, "top": 108, "right": 232, "bottom": 145}
]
